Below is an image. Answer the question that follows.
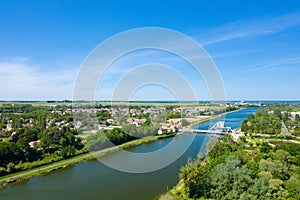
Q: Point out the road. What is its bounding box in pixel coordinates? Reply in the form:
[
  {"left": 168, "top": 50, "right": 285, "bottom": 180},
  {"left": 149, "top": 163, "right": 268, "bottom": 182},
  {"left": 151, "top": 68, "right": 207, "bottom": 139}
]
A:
[{"left": 281, "top": 120, "right": 290, "bottom": 136}]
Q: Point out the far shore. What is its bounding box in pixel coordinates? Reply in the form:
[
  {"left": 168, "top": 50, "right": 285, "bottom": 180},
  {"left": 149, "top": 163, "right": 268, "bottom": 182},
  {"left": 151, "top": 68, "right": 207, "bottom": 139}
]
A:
[{"left": 187, "top": 107, "right": 246, "bottom": 129}]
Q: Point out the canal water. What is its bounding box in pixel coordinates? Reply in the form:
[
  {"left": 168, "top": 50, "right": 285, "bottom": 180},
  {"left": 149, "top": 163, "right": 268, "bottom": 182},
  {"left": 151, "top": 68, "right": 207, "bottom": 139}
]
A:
[{"left": 0, "top": 107, "right": 259, "bottom": 200}]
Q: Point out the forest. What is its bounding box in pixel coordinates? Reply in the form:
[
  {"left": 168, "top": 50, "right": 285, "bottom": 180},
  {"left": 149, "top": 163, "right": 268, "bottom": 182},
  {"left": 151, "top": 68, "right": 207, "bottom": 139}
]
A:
[{"left": 164, "top": 134, "right": 300, "bottom": 200}]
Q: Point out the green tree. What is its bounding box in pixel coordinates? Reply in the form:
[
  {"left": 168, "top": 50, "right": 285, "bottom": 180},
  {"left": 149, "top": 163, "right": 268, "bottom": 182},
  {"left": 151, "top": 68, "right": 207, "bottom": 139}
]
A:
[
  {"left": 284, "top": 176, "right": 300, "bottom": 199},
  {"left": 259, "top": 159, "right": 289, "bottom": 180},
  {"left": 142, "top": 118, "right": 151, "bottom": 126},
  {"left": 180, "top": 119, "right": 190, "bottom": 127},
  {"left": 0, "top": 142, "right": 22, "bottom": 167},
  {"left": 244, "top": 176, "right": 269, "bottom": 199},
  {"left": 274, "top": 109, "right": 282, "bottom": 119},
  {"left": 295, "top": 114, "right": 300, "bottom": 122},
  {"left": 179, "top": 160, "right": 207, "bottom": 198},
  {"left": 266, "top": 179, "right": 289, "bottom": 199},
  {"left": 247, "top": 114, "right": 255, "bottom": 120},
  {"left": 260, "top": 142, "right": 272, "bottom": 153},
  {"left": 59, "top": 146, "right": 76, "bottom": 158},
  {"left": 208, "top": 156, "right": 254, "bottom": 200},
  {"left": 12, "top": 116, "right": 22, "bottom": 129},
  {"left": 282, "top": 112, "right": 289, "bottom": 122}
]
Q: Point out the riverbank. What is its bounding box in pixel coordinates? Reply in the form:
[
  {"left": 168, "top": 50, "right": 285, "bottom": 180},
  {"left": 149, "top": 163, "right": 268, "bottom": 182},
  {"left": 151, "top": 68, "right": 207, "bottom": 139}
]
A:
[
  {"left": 0, "top": 108, "right": 246, "bottom": 190},
  {"left": 0, "top": 134, "right": 174, "bottom": 189},
  {"left": 158, "top": 107, "right": 255, "bottom": 199},
  {"left": 187, "top": 107, "right": 246, "bottom": 129},
  {"left": 159, "top": 132, "right": 300, "bottom": 199}
]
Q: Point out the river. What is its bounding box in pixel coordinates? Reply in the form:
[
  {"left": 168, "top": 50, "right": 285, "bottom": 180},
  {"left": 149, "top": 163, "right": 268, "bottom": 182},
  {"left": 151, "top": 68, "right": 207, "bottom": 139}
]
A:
[{"left": 0, "top": 107, "right": 260, "bottom": 200}]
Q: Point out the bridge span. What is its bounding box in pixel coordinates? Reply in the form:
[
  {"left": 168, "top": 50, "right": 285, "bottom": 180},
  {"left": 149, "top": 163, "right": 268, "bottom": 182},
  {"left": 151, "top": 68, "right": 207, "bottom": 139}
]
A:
[{"left": 180, "top": 121, "right": 232, "bottom": 135}]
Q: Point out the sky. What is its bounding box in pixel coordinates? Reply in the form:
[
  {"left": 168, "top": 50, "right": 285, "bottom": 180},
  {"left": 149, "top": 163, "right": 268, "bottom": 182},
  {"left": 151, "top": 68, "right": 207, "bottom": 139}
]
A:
[{"left": 0, "top": 0, "right": 300, "bottom": 101}]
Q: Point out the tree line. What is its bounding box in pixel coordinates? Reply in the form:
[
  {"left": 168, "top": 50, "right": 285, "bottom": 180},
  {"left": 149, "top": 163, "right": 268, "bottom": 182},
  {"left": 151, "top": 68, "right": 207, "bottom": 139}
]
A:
[
  {"left": 241, "top": 109, "right": 281, "bottom": 135},
  {"left": 85, "top": 124, "right": 160, "bottom": 151},
  {"left": 165, "top": 135, "right": 300, "bottom": 199}
]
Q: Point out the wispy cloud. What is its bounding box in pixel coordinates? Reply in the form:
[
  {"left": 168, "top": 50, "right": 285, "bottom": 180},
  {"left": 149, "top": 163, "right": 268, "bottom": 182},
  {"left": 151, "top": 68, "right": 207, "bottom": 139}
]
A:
[
  {"left": 210, "top": 49, "right": 257, "bottom": 59},
  {"left": 202, "top": 12, "right": 300, "bottom": 45},
  {"left": 233, "top": 55, "right": 300, "bottom": 75},
  {"left": 0, "top": 58, "right": 76, "bottom": 100},
  {"left": 0, "top": 56, "right": 30, "bottom": 63}
]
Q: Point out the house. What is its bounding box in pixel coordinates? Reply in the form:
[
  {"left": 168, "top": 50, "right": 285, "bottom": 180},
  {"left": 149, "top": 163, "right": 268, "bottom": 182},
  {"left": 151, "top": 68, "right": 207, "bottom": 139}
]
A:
[
  {"left": 268, "top": 110, "right": 274, "bottom": 114},
  {"left": 29, "top": 140, "right": 41, "bottom": 148},
  {"left": 0, "top": 130, "right": 6, "bottom": 137},
  {"left": 291, "top": 112, "right": 300, "bottom": 117},
  {"left": 74, "top": 121, "right": 82, "bottom": 129},
  {"left": 126, "top": 118, "right": 146, "bottom": 126},
  {"left": 106, "top": 118, "right": 115, "bottom": 124},
  {"left": 9, "top": 132, "right": 18, "bottom": 142}
]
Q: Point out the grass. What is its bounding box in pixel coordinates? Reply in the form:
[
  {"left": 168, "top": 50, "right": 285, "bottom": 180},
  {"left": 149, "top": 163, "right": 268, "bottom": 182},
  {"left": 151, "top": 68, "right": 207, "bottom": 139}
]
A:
[
  {"left": 0, "top": 152, "right": 92, "bottom": 188},
  {"left": 0, "top": 134, "right": 174, "bottom": 189},
  {"left": 0, "top": 102, "right": 49, "bottom": 107},
  {"left": 77, "top": 130, "right": 97, "bottom": 139}
]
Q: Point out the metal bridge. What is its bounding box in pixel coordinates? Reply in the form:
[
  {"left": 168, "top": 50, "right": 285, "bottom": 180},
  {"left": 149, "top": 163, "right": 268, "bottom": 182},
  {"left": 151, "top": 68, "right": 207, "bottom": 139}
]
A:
[{"left": 180, "top": 121, "right": 232, "bottom": 135}]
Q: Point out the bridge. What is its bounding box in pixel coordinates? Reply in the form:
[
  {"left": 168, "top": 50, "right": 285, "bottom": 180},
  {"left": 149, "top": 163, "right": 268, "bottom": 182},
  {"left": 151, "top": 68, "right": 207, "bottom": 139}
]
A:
[{"left": 180, "top": 121, "right": 232, "bottom": 135}]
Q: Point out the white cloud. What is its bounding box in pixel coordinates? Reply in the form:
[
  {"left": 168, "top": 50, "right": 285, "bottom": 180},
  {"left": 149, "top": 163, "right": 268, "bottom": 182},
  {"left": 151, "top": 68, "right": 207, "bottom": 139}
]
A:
[
  {"left": 0, "top": 58, "right": 76, "bottom": 100},
  {"left": 0, "top": 56, "right": 30, "bottom": 63}
]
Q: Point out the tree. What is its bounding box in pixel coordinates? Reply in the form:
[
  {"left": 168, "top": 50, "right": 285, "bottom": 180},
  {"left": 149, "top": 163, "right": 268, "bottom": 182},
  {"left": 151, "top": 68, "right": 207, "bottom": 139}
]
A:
[
  {"left": 266, "top": 179, "right": 289, "bottom": 199},
  {"left": 208, "top": 156, "right": 254, "bottom": 200},
  {"left": 259, "top": 159, "right": 289, "bottom": 180},
  {"left": 274, "top": 109, "right": 282, "bottom": 119},
  {"left": 0, "top": 123, "right": 7, "bottom": 129},
  {"left": 59, "top": 146, "right": 76, "bottom": 158},
  {"left": 0, "top": 142, "right": 22, "bottom": 167},
  {"left": 274, "top": 149, "right": 291, "bottom": 164},
  {"left": 245, "top": 176, "right": 269, "bottom": 199},
  {"left": 282, "top": 112, "right": 289, "bottom": 122},
  {"left": 285, "top": 176, "right": 300, "bottom": 199},
  {"left": 260, "top": 142, "right": 272, "bottom": 153},
  {"left": 86, "top": 130, "right": 109, "bottom": 151},
  {"left": 180, "top": 119, "right": 190, "bottom": 127},
  {"left": 247, "top": 114, "right": 255, "bottom": 120},
  {"left": 6, "top": 162, "right": 15, "bottom": 173},
  {"left": 142, "top": 117, "right": 151, "bottom": 126},
  {"left": 12, "top": 116, "right": 22, "bottom": 129},
  {"left": 40, "top": 134, "right": 52, "bottom": 148},
  {"left": 179, "top": 160, "right": 207, "bottom": 198},
  {"left": 295, "top": 114, "right": 300, "bottom": 122}
]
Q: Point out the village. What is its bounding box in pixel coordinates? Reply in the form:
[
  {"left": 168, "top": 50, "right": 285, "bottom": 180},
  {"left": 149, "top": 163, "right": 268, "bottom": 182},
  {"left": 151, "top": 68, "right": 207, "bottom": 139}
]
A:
[{"left": 0, "top": 101, "right": 263, "bottom": 143}]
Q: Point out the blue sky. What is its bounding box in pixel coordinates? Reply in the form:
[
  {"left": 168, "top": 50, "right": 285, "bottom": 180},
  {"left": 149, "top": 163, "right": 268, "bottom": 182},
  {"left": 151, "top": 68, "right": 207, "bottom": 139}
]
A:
[{"left": 0, "top": 0, "right": 300, "bottom": 100}]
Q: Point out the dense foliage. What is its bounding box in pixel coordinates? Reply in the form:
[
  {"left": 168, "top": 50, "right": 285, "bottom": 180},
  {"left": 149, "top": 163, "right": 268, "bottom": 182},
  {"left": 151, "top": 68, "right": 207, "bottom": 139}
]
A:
[
  {"left": 86, "top": 124, "right": 160, "bottom": 151},
  {"left": 0, "top": 104, "right": 84, "bottom": 176},
  {"left": 85, "top": 128, "right": 135, "bottom": 151},
  {"left": 170, "top": 135, "right": 300, "bottom": 200},
  {"left": 122, "top": 123, "right": 160, "bottom": 137},
  {"left": 241, "top": 109, "right": 281, "bottom": 134}
]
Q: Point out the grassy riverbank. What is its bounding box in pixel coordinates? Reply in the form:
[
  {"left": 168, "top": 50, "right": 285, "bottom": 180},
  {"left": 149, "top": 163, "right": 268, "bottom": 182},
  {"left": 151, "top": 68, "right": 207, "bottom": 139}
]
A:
[{"left": 0, "top": 134, "right": 173, "bottom": 189}]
